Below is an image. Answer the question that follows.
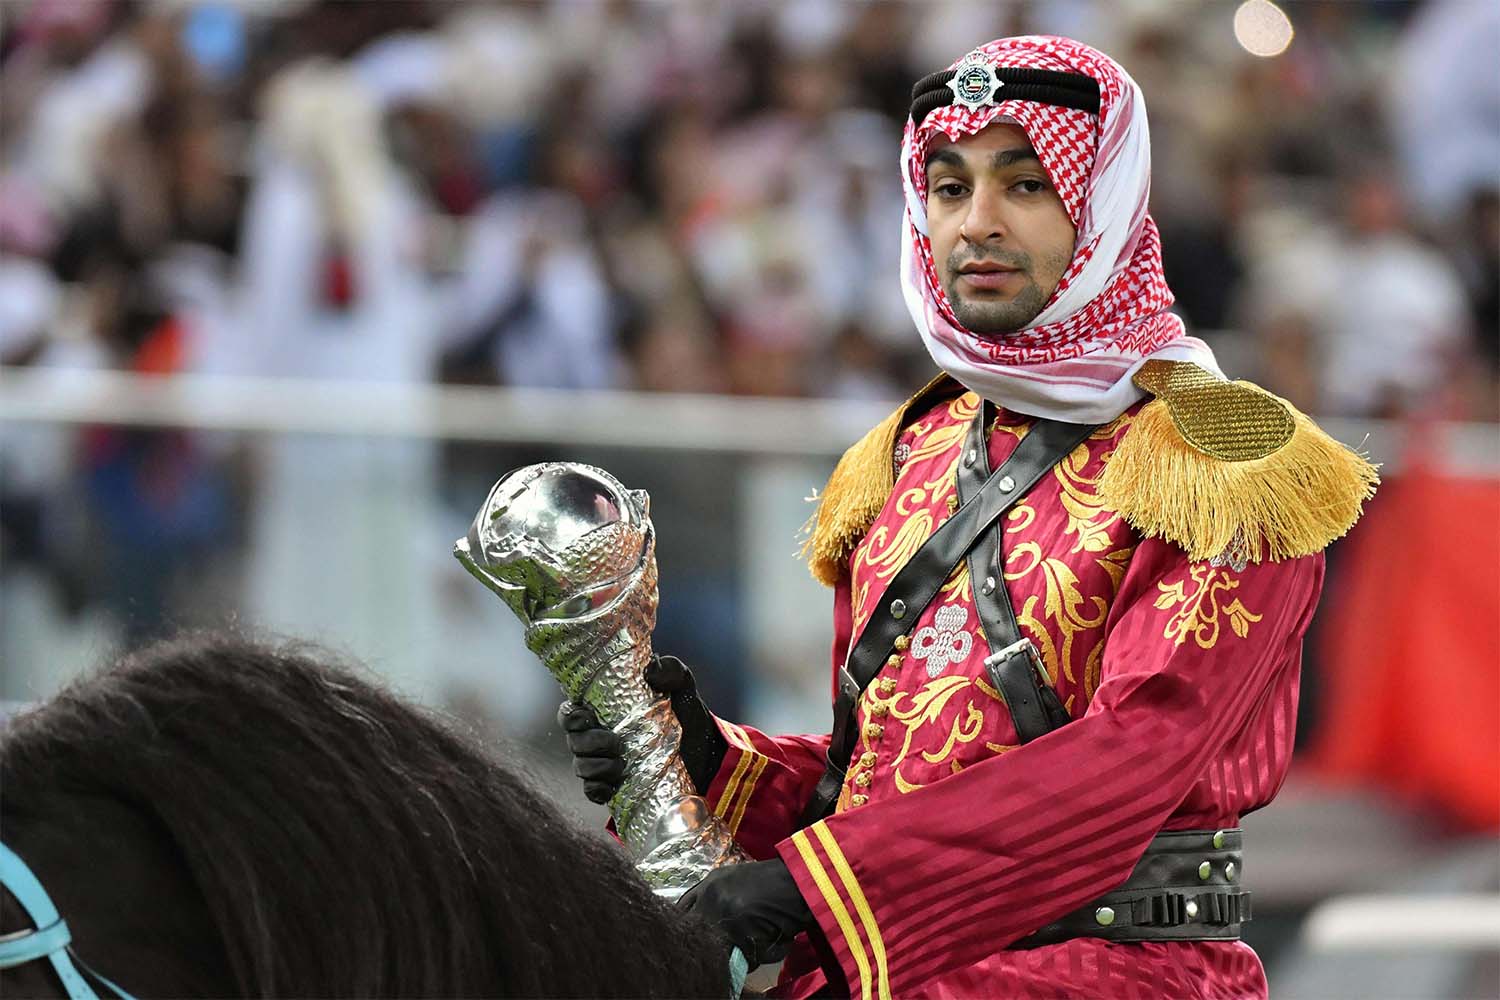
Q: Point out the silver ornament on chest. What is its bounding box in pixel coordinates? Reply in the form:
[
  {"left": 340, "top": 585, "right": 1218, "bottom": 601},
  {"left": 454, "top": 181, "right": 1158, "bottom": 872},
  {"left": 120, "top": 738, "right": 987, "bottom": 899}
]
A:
[{"left": 911, "top": 603, "right": 975, "bottom": 677}]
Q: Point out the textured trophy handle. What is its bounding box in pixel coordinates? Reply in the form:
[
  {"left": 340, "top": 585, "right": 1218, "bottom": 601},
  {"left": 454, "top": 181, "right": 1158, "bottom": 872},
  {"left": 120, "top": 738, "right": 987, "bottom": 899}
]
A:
[{"left": 455, "top": 462, "right": 752, "bottom": 901}]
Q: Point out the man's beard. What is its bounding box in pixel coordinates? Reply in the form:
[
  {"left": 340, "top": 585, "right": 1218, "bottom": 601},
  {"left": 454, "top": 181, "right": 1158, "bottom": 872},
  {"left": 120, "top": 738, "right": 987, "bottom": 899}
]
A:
[{"left": 942, "top": 246, "right": 1069, "bottom": 337}]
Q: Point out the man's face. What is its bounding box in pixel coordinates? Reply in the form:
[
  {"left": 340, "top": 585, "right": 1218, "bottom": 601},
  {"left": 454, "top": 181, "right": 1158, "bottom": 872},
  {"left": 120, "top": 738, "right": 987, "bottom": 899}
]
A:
[{"left": 924, "top": 123, "right": 1077, "bottom": 337}]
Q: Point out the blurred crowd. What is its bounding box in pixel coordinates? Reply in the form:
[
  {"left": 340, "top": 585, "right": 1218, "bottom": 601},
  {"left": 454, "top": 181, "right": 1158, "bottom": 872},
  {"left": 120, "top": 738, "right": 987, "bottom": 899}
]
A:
[
  {"left": 1, "top": 0, "right": 1497, "bottom": 707},
  {"left": 1, "top": 0, "right": 1494, "bottom": 412}
]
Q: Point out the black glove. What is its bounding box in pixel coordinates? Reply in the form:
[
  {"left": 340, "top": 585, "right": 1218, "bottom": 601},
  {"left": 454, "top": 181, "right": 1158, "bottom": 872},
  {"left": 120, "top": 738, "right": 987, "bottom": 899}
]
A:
[
  {"left": 679, "top": 859, "right": 814, "bottom": 970},
  {"left": 558, "top": 654, "right": 728, "bottom": 804},
  {"left": 558, "top": 701, "right": 627, "bottom": 804}
]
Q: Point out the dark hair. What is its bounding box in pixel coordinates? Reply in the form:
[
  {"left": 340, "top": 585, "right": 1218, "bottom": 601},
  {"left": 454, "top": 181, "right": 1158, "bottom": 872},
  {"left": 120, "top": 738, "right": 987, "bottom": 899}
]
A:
[{"left": 0, "top": 634, "right": 730, "bottom": 997}]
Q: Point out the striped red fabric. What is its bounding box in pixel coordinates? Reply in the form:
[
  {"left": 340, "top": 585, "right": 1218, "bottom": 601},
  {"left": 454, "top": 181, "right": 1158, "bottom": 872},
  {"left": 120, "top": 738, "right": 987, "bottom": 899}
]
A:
[{"left": 701, "top": 394, "right": 1320, "bottom": 998}]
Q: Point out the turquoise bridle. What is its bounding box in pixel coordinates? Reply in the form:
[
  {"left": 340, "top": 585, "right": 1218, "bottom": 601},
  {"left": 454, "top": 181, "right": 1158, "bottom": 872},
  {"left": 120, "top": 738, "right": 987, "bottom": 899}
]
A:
[
  {"left": 0, "top": 842, "right": 135, "bottom": 999},
  {"left": 1, "top": 835, "right": 747, "bottom": 999}
]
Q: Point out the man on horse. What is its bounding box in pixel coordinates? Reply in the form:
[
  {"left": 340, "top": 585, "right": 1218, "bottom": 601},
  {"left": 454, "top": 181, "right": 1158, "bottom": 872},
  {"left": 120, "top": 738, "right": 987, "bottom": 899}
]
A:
[{"left": 566, "top": 34, "right": 1376, "bottom": 998}]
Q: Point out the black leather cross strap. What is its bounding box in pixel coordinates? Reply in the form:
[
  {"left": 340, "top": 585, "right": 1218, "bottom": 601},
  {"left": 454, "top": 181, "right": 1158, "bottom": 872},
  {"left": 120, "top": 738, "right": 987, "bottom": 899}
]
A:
[
  {"left": 957, "top": 403, "right": 1077, "bottom": 743},
  {"left": 799, "top": 411, "right": 1097, "bottom": 824},
  {"left": 1010, "top": 828, "right": 1252, "bottom": 947}
]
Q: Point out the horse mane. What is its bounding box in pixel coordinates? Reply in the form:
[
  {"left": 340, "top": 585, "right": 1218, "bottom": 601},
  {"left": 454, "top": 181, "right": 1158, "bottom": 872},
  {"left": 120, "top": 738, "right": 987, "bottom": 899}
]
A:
[{"left": 0, "top": 633, "right": 730, "bottom": 997}]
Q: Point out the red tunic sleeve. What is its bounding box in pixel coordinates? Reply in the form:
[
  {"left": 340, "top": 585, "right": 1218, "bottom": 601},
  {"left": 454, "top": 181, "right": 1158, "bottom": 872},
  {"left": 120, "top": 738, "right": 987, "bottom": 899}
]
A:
[
  {"left": 774, "top": 540, "right": 1324, "bottom": 997},
  {"left": 697, "top": 576, "right": 855, "bottom": 858}
]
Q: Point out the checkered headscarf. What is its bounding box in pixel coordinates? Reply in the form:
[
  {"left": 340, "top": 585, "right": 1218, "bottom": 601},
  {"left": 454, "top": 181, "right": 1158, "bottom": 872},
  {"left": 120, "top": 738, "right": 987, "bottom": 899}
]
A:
[{"left": 901, "top": 35, "right": 1220, "bottom": 423}]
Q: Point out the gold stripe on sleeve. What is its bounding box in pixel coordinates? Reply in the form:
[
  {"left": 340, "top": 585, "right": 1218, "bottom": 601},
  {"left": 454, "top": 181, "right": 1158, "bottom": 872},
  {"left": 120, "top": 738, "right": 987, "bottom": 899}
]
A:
[
  {"left": 720, "top": 720, "right": 756, "bottom": 753},
  {"left": 813, "top": 823, "right": 891, "bottom": 1000},
  {"left": 714, "top": 745, "right": 755, "bottom": 820},
  {"left": 725, "top": 754, "right": 769, "bottom": 835},
  {"left": 790, "top": 830, "right": 873, "bottom": 1000}
]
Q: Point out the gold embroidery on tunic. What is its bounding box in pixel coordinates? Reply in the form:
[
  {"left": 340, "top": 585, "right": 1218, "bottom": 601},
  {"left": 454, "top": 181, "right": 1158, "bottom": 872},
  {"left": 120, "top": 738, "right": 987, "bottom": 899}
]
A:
[
  {"left": 974, "top": 674, "right": 1003, "bottom": 702},
  {"left": 991, "top": 419, "right": 1028, "bottom": 442},
  {"left": 995, "top": 428, "right": 1135, "bottom": 702},
  {"left": 937, "top": 561, "right": 972, "bottom": 604},
  {"left": 850, "top": 405, "right": 1153, "bottom": 791},
  {"left": 854, "top": 512, "right": 933, "bottom": 585},
  {"left": 903, "top": 395, "right": 978, "bottom": 465},
  {"left": 850, "top": 577, "right": 872, "bottom": 635},
  {"left": 1092, "top": 410, "right": 1136, "bottom": 440},
  {"left": 921, "top": 703, "right": 984, "bottom": 764},
  {"left": 1006, "top": 500, "right": 1037, "bottom": 533},
  {"left": 849, "top": 398, "right": 975, "bottom": 602},
  {"left": 885, "top": 676, "right": 971, "bottom": 771},
  {"left": 862, "top": 671, "right": 1019, "bottom": 793},
  {"left": 1083, "top": 641, "right": 1105, "bottom": 705},
  {"left": 1097, "top": 544, "right": 1135, "bottom": 592},
  {"left": 1055, "top": 442, "right": 1125, "bottom": 554},
  {"left": 1005, "top": 541, "right": 1109, "bottom": 686},
  {"left": 1154, "top": 564, "right": 1265, "bottom": 649}
]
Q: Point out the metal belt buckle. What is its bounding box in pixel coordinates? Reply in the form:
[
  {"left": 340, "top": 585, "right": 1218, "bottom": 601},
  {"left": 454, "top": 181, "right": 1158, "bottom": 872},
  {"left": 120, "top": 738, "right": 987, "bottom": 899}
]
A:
[
  {"left": 836, "top": 664, "right": 860, "bottom": 703},
  {"left": 827, "top": 665, "right": 862, "bottom": 763},
  {"left": 987, "top": 637, "right": 1050, "bottom": 687}
]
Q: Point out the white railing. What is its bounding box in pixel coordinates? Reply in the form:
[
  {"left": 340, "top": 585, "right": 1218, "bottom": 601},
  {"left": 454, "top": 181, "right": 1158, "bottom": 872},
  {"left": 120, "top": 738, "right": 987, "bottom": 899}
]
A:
[
  {"left": 3, "top": 365, "right": 1497, "bottom": 474},
  {"left": 1302, "top": 893, "right": 1500, "bottom": 952},
  {"left": 0, "top": 366, "right": 884, "bottom": 456}
]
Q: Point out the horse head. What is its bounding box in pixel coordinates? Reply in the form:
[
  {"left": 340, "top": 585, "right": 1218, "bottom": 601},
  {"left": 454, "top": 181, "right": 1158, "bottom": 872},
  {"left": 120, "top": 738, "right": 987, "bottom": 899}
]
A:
[{"left": 0, "top": 634, "right": 733, "bottom": 997}]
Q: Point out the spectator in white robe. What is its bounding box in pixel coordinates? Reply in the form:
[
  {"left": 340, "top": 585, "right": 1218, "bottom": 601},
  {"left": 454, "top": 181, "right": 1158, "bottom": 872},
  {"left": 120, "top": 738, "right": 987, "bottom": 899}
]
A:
[{"left": 236, "top": 59, "right": 443, "bottom": 699}]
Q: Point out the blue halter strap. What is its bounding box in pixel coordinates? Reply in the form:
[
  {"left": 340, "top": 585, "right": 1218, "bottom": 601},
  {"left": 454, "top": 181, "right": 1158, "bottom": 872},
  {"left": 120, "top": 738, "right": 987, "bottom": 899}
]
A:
[{"left": 0, "top": 841, "right": 136, "bottom": 1000}]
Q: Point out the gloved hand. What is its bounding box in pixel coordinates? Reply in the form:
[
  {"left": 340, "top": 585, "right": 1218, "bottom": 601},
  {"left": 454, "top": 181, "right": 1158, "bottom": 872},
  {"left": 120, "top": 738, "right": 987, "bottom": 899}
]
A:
[
  {"left": 679, "top": 859, "right": 814, "bottom": 970},
  {"left": 558, "top": 654, "right": 729, "bottom": 804}
]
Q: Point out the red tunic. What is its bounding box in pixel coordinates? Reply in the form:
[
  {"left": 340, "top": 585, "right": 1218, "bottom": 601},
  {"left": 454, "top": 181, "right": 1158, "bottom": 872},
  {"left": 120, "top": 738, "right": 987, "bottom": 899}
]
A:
[{"left": 701, "top": 392, "right": 1322, "bottom": 999}]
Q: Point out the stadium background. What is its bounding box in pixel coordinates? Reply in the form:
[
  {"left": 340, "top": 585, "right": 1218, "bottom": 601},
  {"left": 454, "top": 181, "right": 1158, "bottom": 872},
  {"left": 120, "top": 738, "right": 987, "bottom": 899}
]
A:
[{"left": 1, "top": 0, "right": 1496, "bottom": 995}]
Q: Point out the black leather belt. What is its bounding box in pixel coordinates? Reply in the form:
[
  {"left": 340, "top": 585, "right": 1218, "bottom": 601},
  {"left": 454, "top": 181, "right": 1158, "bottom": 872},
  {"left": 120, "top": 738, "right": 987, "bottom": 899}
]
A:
[{"left": 1012, "top": 828, "right": 1252, "bottom": 947}]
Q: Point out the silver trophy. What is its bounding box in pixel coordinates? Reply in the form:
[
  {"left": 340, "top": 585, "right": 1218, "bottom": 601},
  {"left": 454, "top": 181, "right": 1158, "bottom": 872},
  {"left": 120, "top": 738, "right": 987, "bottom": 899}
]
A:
[{"left": 454, "top": 462, "right": 751, "bottom": 899}]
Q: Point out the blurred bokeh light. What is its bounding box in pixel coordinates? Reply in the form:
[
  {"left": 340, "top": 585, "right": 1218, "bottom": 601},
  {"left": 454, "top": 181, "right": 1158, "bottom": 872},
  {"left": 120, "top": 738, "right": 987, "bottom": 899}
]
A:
[{"left": 1234, "top": 0, "right": 1295, "bottom": 58}]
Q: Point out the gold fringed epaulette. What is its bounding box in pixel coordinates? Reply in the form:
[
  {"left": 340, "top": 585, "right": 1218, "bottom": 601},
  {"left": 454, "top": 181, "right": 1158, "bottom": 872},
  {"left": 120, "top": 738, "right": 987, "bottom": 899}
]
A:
[
  {"left": 802, "top": 374, "right": 961, "bottom": 586},
  {"left": 1099, "top": 360, "right": 1380, "bottom": 564}
]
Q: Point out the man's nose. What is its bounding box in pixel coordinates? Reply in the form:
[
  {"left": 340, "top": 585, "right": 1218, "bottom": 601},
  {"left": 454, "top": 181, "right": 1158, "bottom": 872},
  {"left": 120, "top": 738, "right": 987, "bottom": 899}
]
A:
[{"left": 961, "top": 187, "right": 1009, "bottom": 244}]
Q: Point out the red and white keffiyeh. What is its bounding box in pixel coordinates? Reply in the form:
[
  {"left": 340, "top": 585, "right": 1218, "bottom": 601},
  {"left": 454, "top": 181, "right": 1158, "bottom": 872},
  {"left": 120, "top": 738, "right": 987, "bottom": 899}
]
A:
[{"left": 901, "top": 35, "right": 1221, "bottom": 423}]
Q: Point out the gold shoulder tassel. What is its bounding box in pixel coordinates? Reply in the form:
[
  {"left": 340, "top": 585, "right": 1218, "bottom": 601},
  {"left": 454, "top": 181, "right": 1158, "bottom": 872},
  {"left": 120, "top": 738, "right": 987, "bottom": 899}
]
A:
[
  {"left": 802, "top": 374, "right": 957, "bottom": 586},
  {"left": 1099, "top": 361, "right": 1380, "bottom": 564}
]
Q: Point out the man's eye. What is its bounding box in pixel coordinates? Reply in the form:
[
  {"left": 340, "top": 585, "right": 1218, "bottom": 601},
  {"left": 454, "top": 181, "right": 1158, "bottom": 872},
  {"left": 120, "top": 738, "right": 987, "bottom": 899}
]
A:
[
  {"left": 1014, "top": 179, "right": 1049, "bottom": 194},
  {"left": 933, "top": 182, "right": 968, "bottom": 199}
]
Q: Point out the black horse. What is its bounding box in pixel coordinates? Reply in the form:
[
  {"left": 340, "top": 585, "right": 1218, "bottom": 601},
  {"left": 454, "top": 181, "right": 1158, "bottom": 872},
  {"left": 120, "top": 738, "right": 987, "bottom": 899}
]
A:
[{"left": 0, "top": 634, "right": 733, "bottom": 997}]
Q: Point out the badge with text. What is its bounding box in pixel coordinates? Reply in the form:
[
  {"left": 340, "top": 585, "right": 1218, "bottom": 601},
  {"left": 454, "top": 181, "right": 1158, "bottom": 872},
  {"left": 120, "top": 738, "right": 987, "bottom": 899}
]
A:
[{"left": 947, "top": 50, "right": 1005, "bottom": 111}]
